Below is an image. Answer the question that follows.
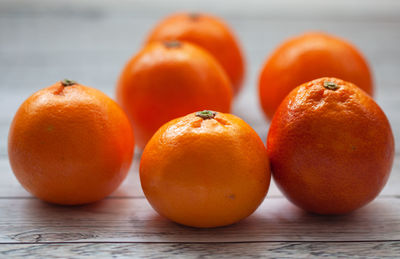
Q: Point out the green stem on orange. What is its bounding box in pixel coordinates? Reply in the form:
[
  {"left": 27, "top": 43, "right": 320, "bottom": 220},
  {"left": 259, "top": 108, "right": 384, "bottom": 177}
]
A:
[
  {"left": 323, "top": 81, "right": 339, "bottom": 90},
  {"left": 188, "top": 12, "right": 200, "bottom": 21},
  {"left": 61, "top": 79, "right": 77, "bottom": 87},
  {"left": 163, "top": 40, "right": 182, "bottom": 48},
  {"left": 196, "top": 110, "right": 217, "bottom": 120}
]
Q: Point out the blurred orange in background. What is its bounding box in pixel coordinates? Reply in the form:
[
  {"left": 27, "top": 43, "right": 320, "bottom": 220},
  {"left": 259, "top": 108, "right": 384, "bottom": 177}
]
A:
[
  {"left": 259, "top": 32, "right": 374, "bottom": 120},
  {"left": 146, "top": 12, "right": 245, "bottom": 96},
  {"left": 117, "top": 41, "right": 233, "bottom": 149}
]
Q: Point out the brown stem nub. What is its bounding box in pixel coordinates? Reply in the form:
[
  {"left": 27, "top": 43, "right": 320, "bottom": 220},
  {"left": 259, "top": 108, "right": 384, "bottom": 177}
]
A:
[
  {"left": 61, "top": 79, "right": 77, "bottom": 87},
  {"left": 163, "top": 40, "right": 182, "bottom": 49},
  {"left": 323, "top": 81, "right": 339, "bottom": 90},
  {"left": 196, "top": 110, "right": 217, "bottom": 120},
  {"left": 188, "top": 12, "right": 200, "bottom": 21}
]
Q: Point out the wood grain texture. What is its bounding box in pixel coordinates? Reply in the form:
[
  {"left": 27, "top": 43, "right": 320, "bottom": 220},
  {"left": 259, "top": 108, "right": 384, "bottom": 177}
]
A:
[
  {"left": 0, "top": 197, "right": 399, "bottom": 243},
  {"left": 0, "top": 241, "right": 399, "bottom": 259}
]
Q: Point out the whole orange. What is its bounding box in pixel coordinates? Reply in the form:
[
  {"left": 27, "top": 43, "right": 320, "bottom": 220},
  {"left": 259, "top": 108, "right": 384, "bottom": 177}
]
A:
[
  {"left": 140, "top": 110, "right": 270, "bottom": 228},
  {"left": 259, "top": 32, "right": 374, "bottom": 120},
  {"left": 146, "top": 12, "right": 245, "bottom": 95},
  {"left": 267, "top": 77, "right": 394, "bottom": 214},
  {"left": 8, "top": 80, "right": 134, "bottom": 205},
  {"left": 117, "top": 41, "right": 233, "bottom": 149}
]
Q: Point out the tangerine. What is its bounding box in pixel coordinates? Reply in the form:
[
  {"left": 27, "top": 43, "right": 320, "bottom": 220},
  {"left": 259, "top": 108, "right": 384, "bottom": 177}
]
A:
[
  {"left": 259, "top": 32, "right": 374, "bottom": 119},
  {"left": 140, "top": 110, "right": 270, "bottom": 227},
  {"left": 146, "top": 12, "right": 245, "bottom": 95},
  {"left": 8, "top": 80, "right": 134, "bottom": 205},
  {"left": 267, "top": 77, "right": 394, "bottom": 214},
  {"left": 117, "top": 41, "right": 232, "bottom": 149}
]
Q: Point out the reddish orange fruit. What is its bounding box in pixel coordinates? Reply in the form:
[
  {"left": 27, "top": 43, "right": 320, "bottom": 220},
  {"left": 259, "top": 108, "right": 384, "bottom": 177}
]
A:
[
  {"left": 8, "top": 80, "right": 134, "bottom": 205},
  {"left": 267, "top": 77, "right": 394, "bottom": 214},
  {"left": 140, "top": 110, "right": 270, "bottom": 228},
  {"left": 146, "top": 12, "right": 245, "bottom": 95},
  {"left": 259, "top": 32, "right": 374, "bottom": 120},
  {"left": 117, "top": 41, "right": 233, "bottom": 149}
]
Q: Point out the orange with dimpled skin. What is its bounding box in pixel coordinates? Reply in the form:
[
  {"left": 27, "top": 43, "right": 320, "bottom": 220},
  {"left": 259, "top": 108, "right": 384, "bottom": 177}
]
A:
[
  {"left": 140, "top": 110, "right": 270, "bottom": 228},
  {"left": 267, "top": 77, "right": 394, "bottom": 214},
  {"left": 8, "top": 80, "right": 134, "bottom": 205}
]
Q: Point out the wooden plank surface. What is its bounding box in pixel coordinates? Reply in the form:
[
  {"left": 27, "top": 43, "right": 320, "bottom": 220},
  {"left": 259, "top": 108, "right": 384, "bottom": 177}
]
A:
[
  {"left": 0, "top": 242, "right": 399, "bottom": 259},
  {"left": 1, "top": 0, "right": 400, "bottom": 257},
  {"left": 1, "top": 197, "right": 399, "bottom": 243}
]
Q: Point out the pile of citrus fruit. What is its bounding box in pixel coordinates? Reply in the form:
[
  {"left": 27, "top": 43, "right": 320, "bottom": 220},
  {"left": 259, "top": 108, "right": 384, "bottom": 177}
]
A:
[{"left": 8, "top": 12, "right": 394, "bottom": 228}]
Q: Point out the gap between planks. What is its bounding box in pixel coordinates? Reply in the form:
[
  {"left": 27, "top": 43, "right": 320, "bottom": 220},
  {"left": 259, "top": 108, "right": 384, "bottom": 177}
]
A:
[
  {"left": 0, "top": 195, "right": 399, "bottom": 200},
  {"left": 0, "top": 240, "right": 400, "bottom": 245}
]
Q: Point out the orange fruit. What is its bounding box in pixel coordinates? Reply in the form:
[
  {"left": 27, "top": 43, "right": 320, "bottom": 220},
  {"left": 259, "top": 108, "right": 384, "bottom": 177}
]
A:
[
  {"left": 117, "top": 41, "right": 233, "bottom": 149},
  {"left": 267, "top": 77, "right": 394, "bottom": 214},
  {"left": 259, "top": 32, "right": 374, "bottom": 120},
  {"left": 140, "top": 110, "right": 270, "bottom": 228},
  {"left": 146, "top": 12, "right": 245, "bottom": 95},
  {"left": 8, "top": 80, "right": 134, "bottom": 205}
]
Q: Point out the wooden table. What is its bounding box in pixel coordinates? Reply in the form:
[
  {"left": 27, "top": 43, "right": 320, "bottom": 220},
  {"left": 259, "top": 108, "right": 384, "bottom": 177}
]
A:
[{"left": 1, "top": 0, "right": 399, "bottom": 257}]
